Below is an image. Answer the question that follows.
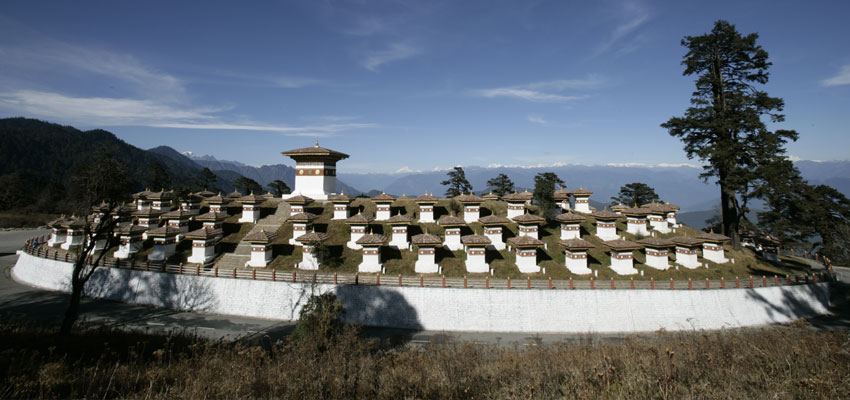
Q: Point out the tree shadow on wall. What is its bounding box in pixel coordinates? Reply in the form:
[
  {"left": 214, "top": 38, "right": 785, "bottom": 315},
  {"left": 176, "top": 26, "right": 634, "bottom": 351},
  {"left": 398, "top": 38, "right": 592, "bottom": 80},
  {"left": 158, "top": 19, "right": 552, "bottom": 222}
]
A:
[
  {"left": 435, "top": 246, "right": 455, "bottom": 264},
  {"left": 335, "top": 285, "right": 424, "bottom": 334},
  {"left": 744, "top": 277, "right": 835, "bottom": 326},
  {"left": 485, "top": 249, "right": 504, "bottom": 264},
  {"left": 382, "top": 246, "right": 403, "bottom": 263}
]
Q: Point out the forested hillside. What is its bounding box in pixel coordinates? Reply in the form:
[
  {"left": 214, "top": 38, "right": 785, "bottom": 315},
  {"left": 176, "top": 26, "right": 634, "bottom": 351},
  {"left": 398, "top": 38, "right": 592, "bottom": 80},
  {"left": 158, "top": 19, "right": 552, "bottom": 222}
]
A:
[{"left": 0, "top": 118, "right": 235, "bottom": 218}]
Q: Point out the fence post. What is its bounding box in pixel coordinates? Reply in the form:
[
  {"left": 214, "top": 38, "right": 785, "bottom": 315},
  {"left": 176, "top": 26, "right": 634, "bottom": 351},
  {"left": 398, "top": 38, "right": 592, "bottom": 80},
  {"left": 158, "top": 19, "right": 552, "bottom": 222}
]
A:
[
  {"left": 376, "top": 273, "right": 380, "bottom": 286},
  {"left": 65, "top": 253, "right": 69, "bottom": 262},
  {"left": 749, "top": 276, "right": 754, "bottom": 288},
  {"left": 146, "top": 261, "right": 149, "bottom": 271},
  {"left": 590, "top": 278, "right": 594, "bottom": 290},
  {"left": 569, "top": 277, "right": 573, "bottom": 290},
  {"left": 705, "top": 278, "right": 710, "bottom": 290},
  {"left": 355, "top": 273, "right": 359, "bottom": 285},
  {"left": 527, "top": 276, "right": 531, "bottom": 289},
  {"left": 631, "top": 277, "right": 635, "bottom": 290},
  {"left": 442, "top": 275, "right": 446, "bottom": 288},
  {"left": 464, "top": 276, "right": 467, "bottom": 288},
  {"left": 669, "top": 278, "right": 674, "bottom": 290},
  {"left": 549, "top": 277, "right": 553, "bottom": 290},
  {"left": 196, "top": 265, "right": 200, "bottom": 276},
  {"left": 688, "top": 278, "right": 693, "bottom": 290},
  {"left": 486, "top": 276, "right": 489, "bottom": 289},
  {"left": 292, "top": 270, "right": 297, "bottom": 283},
  {"left": 398, "top": 274, "right": 402, "bottom": 287},
  {"left": 735, "top": 277, "right": 740, "bottom": 288},
  {"left": 333, "top": 272, "right": 336, "bottom": 285},
  {"left": 179, "top": 263, "right": 183, "bottom": 274},
  {"left": 420, "top": 275, "right": 424, "bottom": 287},
  {"left": 233, "top": 268, "right": 237, "bottom": 279},
  {"left": 773, "top": 275, "right": 778, "bottom": 286},
  {"left": 507, "top": 277, "right": 511, "bottom": 289},
  {"left": 214, "top": 267, "right": 218, "bottom": 277},
  {"left": 610, "top": 278, "right": 615, "bottom": 290},
  {"left": 252, "top": 269, "right": 256, "bottom": 280},
  {"left": 650, "top": 277, "right": 655, "bottom": 290},
  {"left": 762, "top": 276, "right": 767, "bottom": 287},
  {"left": 786, "top": 275, "right": 791, "bottom": 285}
]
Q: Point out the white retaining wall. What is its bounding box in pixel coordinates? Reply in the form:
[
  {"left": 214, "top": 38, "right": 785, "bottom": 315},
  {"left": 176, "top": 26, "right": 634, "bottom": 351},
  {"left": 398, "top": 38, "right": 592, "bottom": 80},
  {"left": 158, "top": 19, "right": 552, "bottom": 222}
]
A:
[{"left": 12, "top": 252, "right": 832, "bottom": 333}]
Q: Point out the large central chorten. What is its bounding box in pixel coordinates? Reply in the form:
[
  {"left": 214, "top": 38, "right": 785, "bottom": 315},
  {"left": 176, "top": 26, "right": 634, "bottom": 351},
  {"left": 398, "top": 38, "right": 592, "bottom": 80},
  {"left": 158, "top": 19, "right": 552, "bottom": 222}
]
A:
[{"left": 281, "top": 141, "right": 349, "bottom": 200}]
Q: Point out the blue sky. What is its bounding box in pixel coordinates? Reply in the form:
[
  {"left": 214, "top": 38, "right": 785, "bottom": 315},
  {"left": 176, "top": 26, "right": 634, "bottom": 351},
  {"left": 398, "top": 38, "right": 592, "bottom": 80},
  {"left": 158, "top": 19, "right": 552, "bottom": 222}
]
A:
[{"left": 1, "top": 0, "right": 849, "bottom": 173}]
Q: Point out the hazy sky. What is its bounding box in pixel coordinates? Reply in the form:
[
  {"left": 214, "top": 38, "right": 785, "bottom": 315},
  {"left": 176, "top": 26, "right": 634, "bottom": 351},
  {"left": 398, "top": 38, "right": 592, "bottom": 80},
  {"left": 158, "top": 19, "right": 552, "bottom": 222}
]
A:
[{"left": 1, "top": 0, "right": 848, "bottom": 173}]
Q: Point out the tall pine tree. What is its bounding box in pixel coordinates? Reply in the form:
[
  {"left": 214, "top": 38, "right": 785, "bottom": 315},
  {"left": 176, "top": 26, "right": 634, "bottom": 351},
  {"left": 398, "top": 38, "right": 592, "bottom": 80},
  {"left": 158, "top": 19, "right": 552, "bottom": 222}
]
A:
[
  {"left": 441, "top": 167, "right": 472, "bottom": 197},
  {"left": 661, "top": 20, "right": 798, "bottom": 249}
]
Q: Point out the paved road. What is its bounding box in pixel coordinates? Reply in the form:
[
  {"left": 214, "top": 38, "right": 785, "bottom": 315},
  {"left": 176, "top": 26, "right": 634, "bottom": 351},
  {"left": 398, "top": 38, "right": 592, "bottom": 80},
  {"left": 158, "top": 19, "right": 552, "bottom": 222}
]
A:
[{"left": 2, "top": 230, "right": 846, "bottom": 346}]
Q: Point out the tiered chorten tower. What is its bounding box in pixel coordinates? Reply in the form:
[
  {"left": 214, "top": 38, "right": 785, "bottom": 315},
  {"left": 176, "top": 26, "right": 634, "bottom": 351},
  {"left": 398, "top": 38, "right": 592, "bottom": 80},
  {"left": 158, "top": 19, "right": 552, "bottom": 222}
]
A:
[{"left": 281, "top": 141, "right": 349, "bottom": 200}]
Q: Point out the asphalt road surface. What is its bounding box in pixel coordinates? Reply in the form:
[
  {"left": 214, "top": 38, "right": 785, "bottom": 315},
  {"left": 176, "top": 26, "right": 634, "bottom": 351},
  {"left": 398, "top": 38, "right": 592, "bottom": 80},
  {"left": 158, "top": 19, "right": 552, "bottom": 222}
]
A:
[{"left": 2, "top": 229, "right": 846, "bottom": 347}]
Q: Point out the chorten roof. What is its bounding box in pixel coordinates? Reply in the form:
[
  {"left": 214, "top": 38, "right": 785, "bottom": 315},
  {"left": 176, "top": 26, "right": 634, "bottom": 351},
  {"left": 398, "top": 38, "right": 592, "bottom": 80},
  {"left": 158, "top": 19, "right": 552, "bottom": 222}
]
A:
[
  {"left": 482, "top": 192, "right": 501, "bottom": 200},
  {"left": 478, "top": 215, "right": 512, "bottom": 225},
  {"left": 411, "top": 233, "right": 443, "bottom": 246},
  {"left": 328, "top": 192, "right": 355, "bottom": 202},
  {"left": 553, "top": 189, "right": 573, "bottom": 201},
  {"left": 225, "top": 190, "right": 243, "bottom": 199},
  {"left": 117, "top": 225, "right": 148, "bottom": 235},
  {"left": 243, "top": 229, "right": 279, "bottom": 243},
  {"left": 205, "top": 193, "right": 230, "bottom": 204},
  {"left": 295, "top": 231, "right": 329, "bottom": 243},
  {"left": 461, "top": 234, "right": 491, "bottom": 246},
  {"left": 146, "top": 226, "right": 182, "bottom": 237},
  {"left": 559, "top": 238, "right": 596, "bottom": 250},
  {"left": 185, "top": 226, "right": 221, "bottom": 240},
  {"left": 512, "top": 213, "right": 545, "bottom": 224},
  {"left": 591, "top": 209, "right": 621, "bottom": 220},
  {"left": 238, "top": 193, "right": 266, "bottom": 204},
  {"left": 437, "top": 215, "right": 466, "bottom": 226},
  {"left": 161, "top": 209, "right": 193, "bottom": 219},
  {"left": 132, "top": 208, "right": 164, "bottom": 218},
  {"left": 507, "top": 235, "right": 544, "bottom": 248},
  {"left": 194, "top": 189, "right": 216, "bottom": 198},
  {"left": 636, "top": 237, "right": 675, "bottom": 248},
  {"left": 572, "top": 187, "right": 593, "bottom": 196},
  {"left": 285, "top": 195, "right": 313, "bottom": 205},
  {"left": 454, "top": 193, "right": 484, "bottom": 204},
  {"left": 554, "top": 212, "right": 586, "bottom": 223},
  {"left": 621, "top": 207, "right": 650, "bottom": 216},
  {"left": 502, "top": 190, "right": 534, "bottom": 202},
  {"left": 386, "top": 214, "right": 413, "bottom": 224},
  {"left": 281, "top": 141, "right": 350, "bottom": 160},
  {"left": 372, "top": 192, "right": 396, "bottom": 202},
  {"left": 672, "top": 236, "right": 705, "bottom": 246},
  {"left": 147, "top": 190, "right": 173, "bottom": 200},
  {"left": 345, "top": 212, "right": 374, "bottom": 224},
  {"left": 696, "top": 231, "right": 731, "bottom": 242},
  {"left": 195, "top": 211, "right": 228, "bottom": 222},
  {"left": 288, "top": 212, "right": 320, "bottom": 223},
  {"left": 356, "top": 233, "right": 387, "bottom": 246},
  {"left": 414, "top": 193, "right": 440, "bottom": 203},
  {"left": 604, "top": 239, "right": 642, "bottom": 251}
]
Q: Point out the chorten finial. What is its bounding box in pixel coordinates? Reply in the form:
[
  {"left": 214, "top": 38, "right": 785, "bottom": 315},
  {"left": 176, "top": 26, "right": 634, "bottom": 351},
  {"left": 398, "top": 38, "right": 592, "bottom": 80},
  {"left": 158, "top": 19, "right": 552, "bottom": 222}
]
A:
[{"left": 315, "top": 140, "right": 319, "bottom": 147}]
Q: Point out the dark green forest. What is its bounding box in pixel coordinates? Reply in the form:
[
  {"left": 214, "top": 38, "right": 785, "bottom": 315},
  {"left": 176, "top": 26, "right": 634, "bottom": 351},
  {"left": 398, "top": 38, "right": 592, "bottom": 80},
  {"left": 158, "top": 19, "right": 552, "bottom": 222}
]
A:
[{"left": 0, "top": 118, "right": 236, "bottom": 220}]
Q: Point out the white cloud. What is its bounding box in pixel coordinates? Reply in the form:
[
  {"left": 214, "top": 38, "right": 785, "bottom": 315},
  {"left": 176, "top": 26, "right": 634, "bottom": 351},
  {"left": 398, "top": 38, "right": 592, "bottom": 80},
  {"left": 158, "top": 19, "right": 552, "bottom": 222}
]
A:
[
  {"left": 394, "top": 166, "right": 421, "bottom": 174},
  {"left": 606, "top": 162, "right": 700, "bottom": 168},
  {"left": 471, "top": 76, "right": 602, "bottom": 103},
  {"left": 589, "top": 2, "right": 651, "bottom": 58},
  {"left": 527, "top": 115, "right": 547, "bottom": 125},
  {"left": 361, "top": 43, "right": 420, "bottom": 71},
  {"left": 821, "top": 64, "right": 850, "bottom": 87},
  {"left": 0, "top": 89, "right": 377, "bottom": 136}
]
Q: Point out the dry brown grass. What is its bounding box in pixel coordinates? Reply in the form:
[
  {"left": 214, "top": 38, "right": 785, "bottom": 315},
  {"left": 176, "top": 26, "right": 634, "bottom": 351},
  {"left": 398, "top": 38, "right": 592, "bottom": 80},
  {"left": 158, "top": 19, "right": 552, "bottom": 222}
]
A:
[{"left": 1, "top": 318, "right": 848, "bottom": 399}]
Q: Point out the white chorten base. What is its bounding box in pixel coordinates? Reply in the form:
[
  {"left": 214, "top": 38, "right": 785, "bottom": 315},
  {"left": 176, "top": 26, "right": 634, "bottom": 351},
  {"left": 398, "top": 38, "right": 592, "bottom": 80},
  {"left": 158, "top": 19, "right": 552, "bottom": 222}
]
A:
[
  {"left": 358, "top": 252, "right": 382, "bottom": 273},
  {"left": 560, "top": 225, "right": 580, "bottom": 240},
  {"left": 114, "top": 241, "right": 143, "bottom": 259},
  {"left": 574, "top": 202, "right": 591, "bottom": 213},
  {"left": 596, "top": 226, "right": 619, "bottom": 241},
  {"left": 518, "top": 226, "right": 538, "bottom": 239},
  {"left": 610, "top": 251, "right": 638, "bottom": 275},
  {"left": 463, "top": 208, "right": 479, "bottom": 223},
  {"left": 703, "top": 247, "right": 729, "bottom": 264},
  {"left": 333, "top": 208, "right": 349, "bottom": 220},
  {"left": 347, "top": 230, "right": 364, "bottom": 250},
  {"left": 419, "top": 211, "right": 434, "bottom": 223},
  {"left": 61, "top": 234, "right": 84, "bottom": 250},
  {"left": 188, "top": 242, "right": 217, "bottom": 264},
  {"left": 444, "top": 229, "right": 462, "bottom": 251},
  {"left": 465, "top": 253, "right": 488, "bottom": 274},
  {"left": 48, "top": 232, "right": 66, "bottom": 247},
  {"left": 389, "top": 231, "right": 408, "bottom": 249},
  {"left": 559, "top": 201, "right": 570, "bottom": 211},
  {"left": 297, "top": 251, "right": 319, "bottom": 270},
  {"left": 147, "top": 242, "right": 176, "bottom": 261},
  {"left": 246, "top": 248, "right": 273, "bottom": 268},
  {"left": 626, "top": 222, "right": 650, "bottom": 236},
  {"left": 239, "top": 209, "right": 259, "bottom": 224},
  {"left": 485, "top": 232, "right": 505, "bottom": 250},
  {"left": 644, "top": 250, "right": 670, "bottom": 270},
  {"left": 415, "top": 251, "right": 439, "bottom": 274},
  {"left": 565, "top": 251, "right": 592, "bottom": 275},
  {"left": 516, "top": 253, "right": 540, "bottom": 274},
  {"left": 507, "top": 204, "right": 524, "bottom": 219},
  {"left": 649, "top": 219, "right": 671, "bottom": 233},
  {"left": 676, "top": 248, "right": 701, "bottom": 269},
  {"left": 375, "top": 209, "right": 390, "bottom": 221}
]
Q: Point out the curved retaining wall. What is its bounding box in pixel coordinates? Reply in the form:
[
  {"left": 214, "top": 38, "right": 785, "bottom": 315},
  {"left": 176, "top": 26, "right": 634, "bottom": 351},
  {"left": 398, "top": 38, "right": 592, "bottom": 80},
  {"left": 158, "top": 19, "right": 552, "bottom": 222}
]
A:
[{"left": 12, "top": 252, "right": 831, "bottom": 333}]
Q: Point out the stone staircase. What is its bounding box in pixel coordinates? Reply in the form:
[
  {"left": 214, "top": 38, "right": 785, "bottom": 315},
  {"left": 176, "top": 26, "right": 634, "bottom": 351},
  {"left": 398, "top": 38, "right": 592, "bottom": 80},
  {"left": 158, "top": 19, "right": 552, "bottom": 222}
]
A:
[{"left": 214, "top": 200, "right": 291, "bottom": 269}]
